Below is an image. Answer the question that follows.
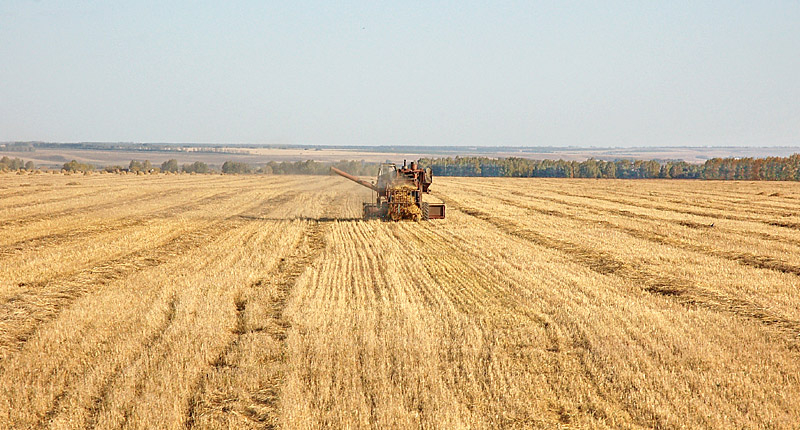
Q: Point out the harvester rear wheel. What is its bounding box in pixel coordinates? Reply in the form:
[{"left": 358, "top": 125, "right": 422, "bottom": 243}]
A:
[
  {"left": 390, "top": 209, "right": 402, "bottom": 221},
  {"left": 422, "top": 202, "right": 430, "bottom": 220}
]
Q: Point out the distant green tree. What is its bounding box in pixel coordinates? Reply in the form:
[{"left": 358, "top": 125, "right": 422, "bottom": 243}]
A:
[
  {"left": 601, "top": 161, "right": 616, "bottom": 178},
  {"left": 182, "top": 161, "right": 210, "bottom": 173},
  {"left": 161, "top": 159, "right": 179, "bottom": 172},
  {"left": 9, "top": 157, "right": 23, "bottom": 170},
  {"left": 0, "top": 156, "right": 14, "bottom": 171},
  {"left": 579, "top": 159, "right": 601, "bottom": 178},
  {"left": 63, "top": 160, "right": 94, "bottom": 172},
  {"left": 221, "top": 161, "right": 252, "bottom": 174}
]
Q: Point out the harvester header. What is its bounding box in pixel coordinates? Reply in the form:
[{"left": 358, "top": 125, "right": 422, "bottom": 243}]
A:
[{"left": 331, "top": 160, "right": 445, "bottom": 221}]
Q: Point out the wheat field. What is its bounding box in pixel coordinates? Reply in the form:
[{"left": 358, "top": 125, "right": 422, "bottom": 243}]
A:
[{"left": 1, "top": 172, "right": 798, "bottom": 429}]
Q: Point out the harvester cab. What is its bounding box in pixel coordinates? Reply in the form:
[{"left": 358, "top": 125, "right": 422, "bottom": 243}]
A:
[{"left": 331, "top": 160, "right": 445, "bottom": 221}]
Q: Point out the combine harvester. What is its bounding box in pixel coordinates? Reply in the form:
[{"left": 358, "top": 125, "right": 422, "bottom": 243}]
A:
[{"left": 331, "top": 160, "right": 445, "bottom": 221}]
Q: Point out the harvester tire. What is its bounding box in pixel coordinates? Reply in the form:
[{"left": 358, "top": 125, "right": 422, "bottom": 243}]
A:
[{"left": 422, "top": 202, "right": 430, "bottom": 220}]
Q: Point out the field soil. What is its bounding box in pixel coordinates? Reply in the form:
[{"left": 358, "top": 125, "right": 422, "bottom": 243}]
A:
[{"left": 1, "top": 173, "right": 799, "bottom": 429}]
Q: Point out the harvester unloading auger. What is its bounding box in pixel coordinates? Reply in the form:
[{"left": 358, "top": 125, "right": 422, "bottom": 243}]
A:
[{"left": 331, "top": 160, "right": 446, "bottom": 221}]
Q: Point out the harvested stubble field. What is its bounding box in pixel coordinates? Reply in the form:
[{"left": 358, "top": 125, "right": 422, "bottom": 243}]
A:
[{"left": 1, "top": 173, "right": 799, "bottom": 429}]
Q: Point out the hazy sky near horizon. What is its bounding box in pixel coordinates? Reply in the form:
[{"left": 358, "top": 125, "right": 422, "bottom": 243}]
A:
[{"left": 1, "top": 1, "right": 798, "bottom": 147}]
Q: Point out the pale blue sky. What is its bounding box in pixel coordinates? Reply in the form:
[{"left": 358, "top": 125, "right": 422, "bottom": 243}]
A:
[{"left": 1, "top": 1, "right": 798, "bottom": 147}]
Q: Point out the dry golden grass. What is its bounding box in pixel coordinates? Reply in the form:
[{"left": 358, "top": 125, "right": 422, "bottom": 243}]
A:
[{"left": 1, "top": 173, "right": 799, "bottom": 429}]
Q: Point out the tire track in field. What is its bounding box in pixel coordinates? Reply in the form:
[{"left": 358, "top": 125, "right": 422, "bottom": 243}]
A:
[
  {"left": 652, "top": 194, "right": 796, "bottom": 217},
  {"left": 446, "top": 179, "right": 800, "bottom": 275},
  {"left": 541, "top": 183, "right": 793, "bottom": 215},
  {"left": 0, "top": 189, "right": 241, "bottom": 259},
  {"left": 419, "top": 220, "right": 666, "bottom": 428},
  {"left": 462, "top": 180, "right": 800, "bottom": 217},
  {"left": 41, "top": 226, "right": 268, "bottom": 430},
  {"left": 82, "top": 295, "right": 179, "bottom": 430},
  {"left": 0, "top": 182, "right": 136, "bottom": 207},
  {"left": 0, "top": 187, "right": 113, "bottom": 211},
  {"left": 0, "top": 185, "right": 66, "bottom": 200},
  {"left": 0, "top": 188, "right": 178, "bottom": 229},
  {"left": 483, "top": 193, "right": 800, "bottom": 279},
  {"left": 0, "top": 192, "right": 297, "bottom": 364},
  {"left": 393, "top": 223, "right": 651, "bottom": 429},
  {"left": 0, "top": 176, "right": 256, "bottom": 227},
  {"left": 489, "top": 193, "right": 800, "bottom": 278},
  {"left": 450, "top": 180, "right": 800, "bottom": 227},
  {"left": 4, "top": 193, "right": 298, "bottom": 428},
  {"left": 390, "top": 222, "right": 502, "bottom": 316},
  {"left": 548, "top": 186, "right": 800, "bottom": 240},
  {"left": 395, "top": 222, "right": 530, "bottom": 314},
  {"left": 440, "top": 196, "right": 800, "bottom": 347},
  {"left": 582, "top": 184, "right": 800, "bottom": 214},
  {"left": 0, "top": 175, "right": 282, "bottom": 244},
  {"left": 39, "top": 189, "right": 306, "bottom": 429},
  {"left": 50, "top": 295, "right": 179, "bottom": 430},
  {"left": 184, "top": 219, "right": 328, "bottom": 429},
  {"left": 553, "top": 189, "right": 800, "bottom": 229},
  {"left": 563, "top": 189, "right": 800, "bottom": 225},
  {"left": 452, "top": 180, "right": 799, "bottom": 227}
]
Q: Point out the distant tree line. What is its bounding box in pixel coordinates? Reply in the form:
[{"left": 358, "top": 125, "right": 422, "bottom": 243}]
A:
[
  {"left": 220, "top": 159, "right": 379, "bottom": 176},
  {"left": 8, "top": 154, "right": 800, "bottom": 181},
  {"left": 56, "top": 158, "right": 379, "bottom": 175},
  {"left": 0, "top": 142, "right": 35, "bottom": 152},
  {"left": 56, "top": 159, "right": 211, "bottom": 174},
  {"left": 159, "top": 159, "right": 210, "bottom": 173},
  {"left": 417, "top": 155, "right": 800, "bottom": 181},
  {"left": 260, "top": 160, "right": 379, "bottom": 176}
]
